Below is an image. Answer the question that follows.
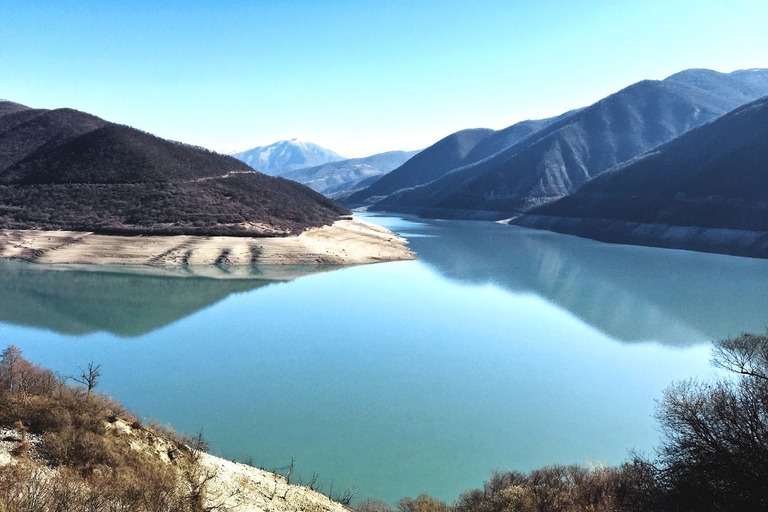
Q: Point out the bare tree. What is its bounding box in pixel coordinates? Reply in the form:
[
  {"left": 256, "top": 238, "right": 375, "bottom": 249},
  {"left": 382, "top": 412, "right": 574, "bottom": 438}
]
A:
[
  {"left": 308, "top": 472, "right": 319, "bottom": 491},
  {"left": 712, "top": 331, "right": 768, "bottom": 381},
  {"left": 286, "top": 456, "right": 295, "bottom": 485},
  {"left": 339, "top": 488, "right": 356, "bottom": 506},
  {"left": 182, "top": 428, "right": 239, "bottom": 512},
  {"left": 281, "top": 457, "right": 295, "bottom": 499},
  {"left": 74, "top": 361, "right": 102, "bottom": 397},
  {"left": 0, "top": 345, "right": 23, "bottom": 391},
  {"left": 655, "top": 332, "right": 768, "bottom": 511}
]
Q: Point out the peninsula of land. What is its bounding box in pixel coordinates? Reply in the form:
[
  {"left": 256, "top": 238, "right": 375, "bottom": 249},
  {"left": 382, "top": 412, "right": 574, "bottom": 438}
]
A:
[
  {"left": 0, "top": 100, "right": 414, "bottom": 267},
  {"left": 0, "top": 216, "right": 414, "bottom": 266}
]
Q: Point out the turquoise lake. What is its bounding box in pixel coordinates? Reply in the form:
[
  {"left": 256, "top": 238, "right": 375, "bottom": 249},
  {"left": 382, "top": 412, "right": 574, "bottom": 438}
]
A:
[{"left": 2, "top": 213, "right": 767, "bottom": 504}]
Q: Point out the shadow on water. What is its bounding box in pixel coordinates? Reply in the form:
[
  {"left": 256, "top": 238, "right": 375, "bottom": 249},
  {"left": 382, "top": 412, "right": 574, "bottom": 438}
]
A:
[
  {"left": 372, "top": 214, "right": 768, "bottom": 346},
  {"left": 0, "top": 259, "right": 341, "bottom": 337}
]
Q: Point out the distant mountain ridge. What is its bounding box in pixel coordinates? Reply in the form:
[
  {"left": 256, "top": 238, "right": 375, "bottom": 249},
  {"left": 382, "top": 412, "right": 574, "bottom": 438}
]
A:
[
  {"left": 280, "top": 149, "right": 421, "bottom": 199},
  {"left": 0, "top": 102, "right": 349, "bottom": 236},
  {"left": 512, "top": 94, "right": 768, "bottom": 258},
  {"left": 231, "top": 139, "right": 345, "bottom": 176},
  {"left": 346, "top": 110, "right": 578, "bottom": 205},
  {"left": 347, "top": 128, "right": 494, "bottom": 203},
  {"left": 349, "top": 68, "right": 768, "bottom": 219}
]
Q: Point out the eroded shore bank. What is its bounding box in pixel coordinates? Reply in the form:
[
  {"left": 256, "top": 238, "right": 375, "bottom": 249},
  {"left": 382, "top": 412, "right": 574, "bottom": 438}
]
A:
[
  {"left": 0, "top": 216, "right": 415, "bottom": 267},
  {"left": 1, "top": 419, "right": 350, "bottom": 512}
]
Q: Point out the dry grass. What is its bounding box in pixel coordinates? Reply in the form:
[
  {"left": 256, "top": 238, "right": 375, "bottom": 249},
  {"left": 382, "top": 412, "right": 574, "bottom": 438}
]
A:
[{"left": 0, "top": 345, "right": 351, "bottom": 512}]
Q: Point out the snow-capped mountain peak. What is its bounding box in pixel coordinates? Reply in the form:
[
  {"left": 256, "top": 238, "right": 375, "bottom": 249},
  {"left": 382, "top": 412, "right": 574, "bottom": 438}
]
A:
[{"left": 231, "top": 139, "right": 344, "bottom": 176}]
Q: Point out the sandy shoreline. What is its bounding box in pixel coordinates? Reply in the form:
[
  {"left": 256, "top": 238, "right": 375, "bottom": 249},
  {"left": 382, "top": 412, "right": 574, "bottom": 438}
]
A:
[{"left": 0, "top": 216, "right": 415, "bottom": 268}]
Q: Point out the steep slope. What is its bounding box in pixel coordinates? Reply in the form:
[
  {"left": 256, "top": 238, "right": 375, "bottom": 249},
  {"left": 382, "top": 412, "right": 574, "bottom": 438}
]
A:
[
  {"left": 458, "top": 109, "right": 582, "bottom": 168},
  {"left": 0, "top": 102, "right": 349, "bottom": 236},
  {"left": 346, "top": 112, "right": 578, "bottom": 205},
  {"left": 279, "top": 149, "right": 420, "bottom": 198},
  {"left": 0, "top": 99, "right": 32, "bottom": 116},
  {"left": 513, "top": 95, "right": 768, "bottom": 258},
  {"left": 346, "top": 128, "right": 494, "bottom": 203},
  {"left": 369, "top": 68, "right": 768, "bottom": 218},
  {"left": 665, "top": 68, "right": 768, "bottom": 103},
  {"left": 231, "top": 138, "right": 345, "bottom": 176},
  {"left": 0, "top": 349, "right": 349, "bottom": 512},
  {"left": 0, "top": 106, "right": 109, "bottom": 172}
]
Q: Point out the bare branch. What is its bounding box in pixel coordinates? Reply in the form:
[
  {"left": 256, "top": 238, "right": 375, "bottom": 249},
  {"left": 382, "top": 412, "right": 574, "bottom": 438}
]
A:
[
  {"left": 712, "top": 333, "right": 768, "bottom": 381},
  {"left": 73, "top": 361, "right": 102, "bottom": 397}
]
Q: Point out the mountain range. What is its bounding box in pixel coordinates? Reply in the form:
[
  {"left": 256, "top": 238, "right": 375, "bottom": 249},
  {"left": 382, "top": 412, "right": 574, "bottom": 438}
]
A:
[
  {"left": 0, "top": 101, "right": 349, "bottom": 236},
  {"left": 347, "top": 110, "right": 577, "bottom": 207},
  {"left": 512, "top": 94, "right": 768, "bottom": 258},
  {"left": 230, "top": 139, "right": 344, "bottom": 176},
  {"left": 279, "top": 149, "right": 421, "bottom": 198},
  {"left": 3, "top": 67, "right": 766, "bottom": 258},
  {"left": 347, "top": 68, "right": 768, "bottom": 222},
  {"left": 232, "top": 139, "right": 420, "bottom": 198}
]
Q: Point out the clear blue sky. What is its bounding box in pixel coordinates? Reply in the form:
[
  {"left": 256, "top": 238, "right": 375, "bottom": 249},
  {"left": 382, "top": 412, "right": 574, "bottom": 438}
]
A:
[{"left": 1, "top": 0, "right": 766, "bottom": 157}]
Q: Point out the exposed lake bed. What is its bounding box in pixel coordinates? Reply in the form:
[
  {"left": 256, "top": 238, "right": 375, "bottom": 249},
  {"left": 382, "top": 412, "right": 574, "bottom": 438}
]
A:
[
  {"left": 0, "top": 216, "right": 414, "bottom": 266},
  {"left": 2, "top": 214, "right": 766, "bottom": 504}
]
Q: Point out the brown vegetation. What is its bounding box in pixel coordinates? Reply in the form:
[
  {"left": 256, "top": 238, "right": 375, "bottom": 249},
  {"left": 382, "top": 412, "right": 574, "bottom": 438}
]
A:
[
  {"left": 360, "top": 463, "right": 657, "bottom": 512},
  {"left": 0, "top": 345, "right": 228, "bottom": 511},
  {"left": 0, "top": 176, "right": 348, "bottom": 237},
  {"left": 0, "top": 346, "right": 351, "bottom": 512},
  {"left": 0, "top": 105, "right": 350, "bottom": 237},
  {"left": 4, "top": 330, "right": 767, "bottom": 512}
]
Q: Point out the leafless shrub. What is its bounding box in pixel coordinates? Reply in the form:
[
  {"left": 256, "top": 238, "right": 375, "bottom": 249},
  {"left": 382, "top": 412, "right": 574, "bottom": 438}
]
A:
[
  {"left": 0, "top": 346, "right": 224, "bottom": 511},
  {"left": 356, "top": 499, "right": 393, "bottom": 512},
  {"left": 397, "top": 493, "right": 449, "bottom": 512}
]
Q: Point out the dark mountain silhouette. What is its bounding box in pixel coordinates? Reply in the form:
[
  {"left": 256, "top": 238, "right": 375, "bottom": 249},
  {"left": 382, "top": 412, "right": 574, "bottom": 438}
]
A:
[
  {"left": 0, "top": 103, "right": 349, "bottom": 236},
  {"left": 279, "top": 149, "right": 421, "bottom": 198},
  {"left": 513, "top": 94, "right": 768, "bottom": 258},
  {"left": 231, "top": 139, "right": 345, "bottom": 176},
  {"left": 359, "top": 68, "right": 768, "bottom": 219}
]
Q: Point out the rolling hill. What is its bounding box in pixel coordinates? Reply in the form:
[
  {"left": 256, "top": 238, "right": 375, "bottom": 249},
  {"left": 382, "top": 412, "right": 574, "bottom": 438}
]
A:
[{"left": 0, "top": 101, "right": 349, "bottom": 236}]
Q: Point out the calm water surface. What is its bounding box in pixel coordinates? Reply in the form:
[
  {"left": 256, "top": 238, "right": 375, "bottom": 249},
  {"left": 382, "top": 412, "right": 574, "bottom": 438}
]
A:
[{"left": 2, "top": 214, "right": 767, "bottom": 504}]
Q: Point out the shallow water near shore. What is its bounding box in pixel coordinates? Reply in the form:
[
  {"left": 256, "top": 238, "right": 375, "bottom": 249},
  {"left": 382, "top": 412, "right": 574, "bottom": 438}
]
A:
[{"left": 3, "top": 214, "right": 768, "bottom": 504}]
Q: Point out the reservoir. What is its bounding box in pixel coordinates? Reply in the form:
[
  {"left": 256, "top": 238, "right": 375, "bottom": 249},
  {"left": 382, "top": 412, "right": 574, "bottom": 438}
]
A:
[{"left": 2, "top": 214, "right": 767, "bottom": 504}]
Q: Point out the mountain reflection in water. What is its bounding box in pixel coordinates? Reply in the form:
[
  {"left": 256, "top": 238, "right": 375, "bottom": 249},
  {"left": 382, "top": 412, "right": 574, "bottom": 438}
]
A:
[
  {"left": 2, "top": 215, "right": 766, "bottom": 504},
  {"left": 369, "top": 214, "right": 768, "bottom": 346},
  {"left": 0, "top": 260, "right": 337, "bottom": 337},
  {"left": 1, "top": 215, "right": 766, "bottom": 346}
]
